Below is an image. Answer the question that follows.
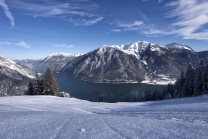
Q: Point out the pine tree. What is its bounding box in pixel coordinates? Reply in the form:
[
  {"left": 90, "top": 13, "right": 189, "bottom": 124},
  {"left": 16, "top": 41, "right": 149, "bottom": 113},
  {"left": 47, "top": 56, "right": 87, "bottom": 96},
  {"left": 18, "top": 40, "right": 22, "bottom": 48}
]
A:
[
  {"left": 167, "top": 83, "right": 174, "bottom": 98},
  {"left": 27, "top": 81, "right": 35, "bottom": 95},
  {"left": 33, "top": 72, "right": 40, "bottom": 95},
  {"left": 202, "top": 63, "right": 208, "bottom": 94},
  {"left": 194, "top": 67, "right": 203, "bottom": 96},
  {"left": 44, "top": 68, "right": 59, "bottom": 95},
  {"left": 38, "top": 79, "right": 45, "bottom": 95},
  {"left": 162, "top": 87, "right": 167, "bottom": 100},
  {"left": 182, "top": 64, "right": 195, "bottom": 97},
  {"left": 174, "top": 78, "right": 180, "bottom": 98}
]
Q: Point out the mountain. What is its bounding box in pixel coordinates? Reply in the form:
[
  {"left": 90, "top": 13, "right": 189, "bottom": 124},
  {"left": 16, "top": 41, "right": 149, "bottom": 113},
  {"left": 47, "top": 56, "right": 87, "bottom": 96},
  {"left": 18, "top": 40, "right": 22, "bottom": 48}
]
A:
[
  {"left": 61, "top": 41, "right": 202, "bottom": 83},
  {"left": 165, "top": 43, "right": 194, "bottom": 52},
  {"left": 36, "top": 53, "right": 76, "bottom": 72},
  {"left": 61, "top": 46, "right": 145, "bottom": 83},
  {"left": 108, "top": 41, "right": 199, "bottom": 82},
  {"left": 0, "top": 55, "right": 36, "bottom": 96},
  {"left": 15, "top": 59, "right": 42, "bottom": 69},
  {"left": 140, "top": 42, "right": 199, "bottom": 79},
  {"left": 15, "top": 53, "right": 78, "bottom": 72},
  {"left": 10, "top": 41, "right": 206, "bottom": 84},
  {"left": 197, "top": 50, "right": 208, "bottom": 62}
]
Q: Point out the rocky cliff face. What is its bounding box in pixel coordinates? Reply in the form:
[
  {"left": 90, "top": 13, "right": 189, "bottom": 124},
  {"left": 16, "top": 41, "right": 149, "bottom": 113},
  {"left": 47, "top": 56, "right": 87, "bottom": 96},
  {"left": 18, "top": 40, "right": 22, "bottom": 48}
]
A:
[
  {"left": 0, "top": 55, "right": 36, "bottom": 96},
  {"left": 61, "top": 46, "right": 145, "bottom": 83}
]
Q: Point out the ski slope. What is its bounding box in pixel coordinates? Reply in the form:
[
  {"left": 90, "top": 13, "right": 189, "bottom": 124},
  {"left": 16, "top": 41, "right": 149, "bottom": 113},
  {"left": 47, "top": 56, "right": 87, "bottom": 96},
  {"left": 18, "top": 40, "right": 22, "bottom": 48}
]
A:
[{"left": 0, "top": 95, "right": 208, "bottom": 139}]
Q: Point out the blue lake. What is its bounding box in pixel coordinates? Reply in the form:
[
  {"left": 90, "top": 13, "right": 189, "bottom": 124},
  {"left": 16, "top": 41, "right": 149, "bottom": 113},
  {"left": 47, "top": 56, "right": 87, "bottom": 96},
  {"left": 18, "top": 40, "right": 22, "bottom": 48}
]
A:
[{"left": 53, "top": 73, "right": 166, "bottom": 102}]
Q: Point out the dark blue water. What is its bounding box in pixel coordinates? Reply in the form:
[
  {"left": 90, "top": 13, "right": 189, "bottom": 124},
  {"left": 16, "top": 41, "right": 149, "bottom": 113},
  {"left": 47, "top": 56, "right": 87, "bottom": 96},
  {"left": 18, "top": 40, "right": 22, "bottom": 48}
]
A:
[{"left": 53, "top": 73, "right": 165, "bottom": 102}]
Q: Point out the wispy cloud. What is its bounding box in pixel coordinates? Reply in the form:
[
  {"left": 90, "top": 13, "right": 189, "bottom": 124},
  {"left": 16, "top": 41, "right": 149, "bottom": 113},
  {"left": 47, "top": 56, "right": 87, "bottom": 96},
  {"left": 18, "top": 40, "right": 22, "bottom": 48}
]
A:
[
  {"left": 7, "top": 0, "right": 101, "bottom": 25},
  {"left": 9, "top": 0, "right": 99, "bottom": 17},
  {"left": 111, "top": 29, "right": 121, "bottom": 33},
  {"left": 74, "top": 17, "right": 103, "bottom": 26},
  {"left": 16, "top": 41, "right": 30, "bottom": 48},
  {"left": 165, "top": 0, "right": 208, "bottom": 41},
  {"left": 0, "top": 0, "right": 15, "bottom": 27},
  {"left": 0, "top": 41, "right": 11, "bottom": 45},
  {"left": 118, "top": 21, "right": 143, "bottom": 30},
  {"left": 112, "top": 20, "right": 167, "bottom": 35},
  {"left": 54, "top": 44, "right": 74, "bottom": 48}
]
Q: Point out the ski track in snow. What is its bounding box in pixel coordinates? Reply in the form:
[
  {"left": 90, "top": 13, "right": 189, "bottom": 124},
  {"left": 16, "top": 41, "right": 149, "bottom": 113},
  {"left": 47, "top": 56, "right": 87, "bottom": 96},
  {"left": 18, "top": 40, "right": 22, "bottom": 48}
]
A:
[{"left": 0, "top": 95, "right": 208, "bottom": 139}]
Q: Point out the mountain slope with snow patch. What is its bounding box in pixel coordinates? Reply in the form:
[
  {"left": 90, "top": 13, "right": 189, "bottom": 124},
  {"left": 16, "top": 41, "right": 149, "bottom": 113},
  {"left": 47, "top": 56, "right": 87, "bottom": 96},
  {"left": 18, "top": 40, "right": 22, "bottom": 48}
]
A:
[{"left": 0, "top": 55, "right": 36, "bottom": 96}]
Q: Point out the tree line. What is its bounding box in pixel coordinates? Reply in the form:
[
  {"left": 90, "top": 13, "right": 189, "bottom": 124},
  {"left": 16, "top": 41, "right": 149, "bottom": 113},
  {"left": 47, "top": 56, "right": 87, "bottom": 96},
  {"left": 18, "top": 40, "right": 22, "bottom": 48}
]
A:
[
  {"left": 146, "top": 60, "right": 208, "bottom": 101},
  {"left": 120, "top": 60, "right": 208, "bottom": 102},
  {"left": 166, "top": 60, "right": 208, "bottom": 98},
  {"left": 26, "top": 68, "right": 59, "bottom": 96}
]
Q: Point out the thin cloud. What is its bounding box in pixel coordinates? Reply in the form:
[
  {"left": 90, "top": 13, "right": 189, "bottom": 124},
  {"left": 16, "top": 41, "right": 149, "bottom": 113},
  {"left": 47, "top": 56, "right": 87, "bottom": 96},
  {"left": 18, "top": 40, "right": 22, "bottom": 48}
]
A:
[
  {"left": 118, "top": 21, "right": 143, "bottom": 29},
  {"left": 165, "top": 0, "right": 208, "bottom": 41},
  {"left": 54, "top": 44, "right": 74, "bottom": 48},
  {"left": 0, "top": 0, "right": 15, "bottom": 27},
  {"left": 111, "top": 29, "right": 121, "bottom": 33},
  {"left": 7, "top": 0, "right": 101, "bottom": 26},
  {"left": 75, "top": 17, "right": 103, "bottom": 26},
  {"left": 9, "top": 0, "right": 99, "bottom": 18},
  {"left": 0, "top": 41, "right": 11, "bottom": 45},
  {"left": 114, "top": 20, "right": 166, "bottom": 36},
  {"left": 16, "top": 41, "right": 30, "bottom": 48}
]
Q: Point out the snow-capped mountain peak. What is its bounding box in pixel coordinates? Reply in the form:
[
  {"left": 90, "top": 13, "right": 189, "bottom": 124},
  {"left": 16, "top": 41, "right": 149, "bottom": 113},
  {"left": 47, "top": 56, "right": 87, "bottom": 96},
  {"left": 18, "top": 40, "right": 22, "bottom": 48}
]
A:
[
  {"left": 165, "top": 43, "right": 194, "bottom": 52},
  {"left": 99, "top": 41, "right": 162, "bottom": 60},
  {"left": 118, "top": 41, "right": 159, "bottom": 60},
  {"left": 48, "top": 52, "right": 72, "bottom": 57}
]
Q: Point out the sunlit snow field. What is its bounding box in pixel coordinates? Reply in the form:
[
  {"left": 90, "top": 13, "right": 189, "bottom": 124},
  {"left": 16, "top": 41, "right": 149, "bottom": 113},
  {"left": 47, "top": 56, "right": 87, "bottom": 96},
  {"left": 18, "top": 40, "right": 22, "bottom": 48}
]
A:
[{"left": 0, "top": 95, "right": 208, "bottom": 139}]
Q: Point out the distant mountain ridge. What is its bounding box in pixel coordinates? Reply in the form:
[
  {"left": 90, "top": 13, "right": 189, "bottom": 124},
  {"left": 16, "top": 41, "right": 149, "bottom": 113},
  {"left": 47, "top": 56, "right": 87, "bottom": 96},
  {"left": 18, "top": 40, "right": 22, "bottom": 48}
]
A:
[
  {"left": 61, "top": 41, "right": 204, "bottom": 83},
  {"left": 15, "top": 53, "right": 81, "bottom": 72},
  {"left": 14, "top": 41, "right": 208, "bottom": 84}
]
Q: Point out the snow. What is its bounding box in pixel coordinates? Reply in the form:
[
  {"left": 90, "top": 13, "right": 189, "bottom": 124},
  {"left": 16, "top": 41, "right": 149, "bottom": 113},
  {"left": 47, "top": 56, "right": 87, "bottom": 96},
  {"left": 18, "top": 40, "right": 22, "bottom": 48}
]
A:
[
  {"left": 43, "top": 53, "right": 72, "bottom": 62},
  {"left": 0, "top": 55, "right": 35, "bottom": 79},
  {"left": 74, "top": 53, "right": 82, "bottom": 57},
  {"left": 165, "top": 43, "right": 194, "bottom": 52},
  {"left": 141, "top": 74, "right": 176, "bottom": 85},
  {"left": 49, "top": 52, "right": 72, "bottom": 57},
  {"left": 46, "top": 52, "right": 82, "bottom": 59},
  {"left": 118, "top": 41, "right": 151, "bottom": 60},
  {"left": 0, "top": 95, "right": 208, "bottom": 139},
  {"left": 101, "top": 41, "right": 162, "bottom": 60}
]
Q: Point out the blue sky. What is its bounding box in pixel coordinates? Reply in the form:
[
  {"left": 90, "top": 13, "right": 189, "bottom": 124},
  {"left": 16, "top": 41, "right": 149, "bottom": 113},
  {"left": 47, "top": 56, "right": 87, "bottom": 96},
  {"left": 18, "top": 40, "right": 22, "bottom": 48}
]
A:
[{"left": 0, "top": 0, "right": 208, "bottom": 59}]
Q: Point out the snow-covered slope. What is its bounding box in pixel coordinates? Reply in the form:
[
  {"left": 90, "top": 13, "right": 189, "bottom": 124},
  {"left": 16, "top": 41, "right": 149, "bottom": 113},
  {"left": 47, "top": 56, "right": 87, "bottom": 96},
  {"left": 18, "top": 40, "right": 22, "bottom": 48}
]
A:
[
  {"left": 0, "top": 55, "right": 35, "bottom": 79},
  {"left": 165, "top": 43, "right": 194, "bottom": 52},
  {"left": 104, "top": 41, "right": 159, "bottom": 60},
  {"left": 119, "top": 41, "right": 159, "bottom": 59},
  {"left": 0, "top": 95, "right": 208, "bottom": 139},
  {"left": 0, "top": 55, "right": 36, "bottom": 96}
]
